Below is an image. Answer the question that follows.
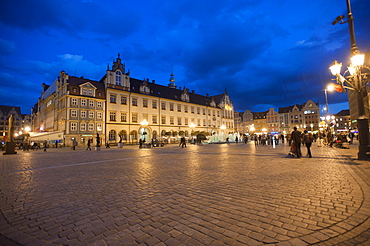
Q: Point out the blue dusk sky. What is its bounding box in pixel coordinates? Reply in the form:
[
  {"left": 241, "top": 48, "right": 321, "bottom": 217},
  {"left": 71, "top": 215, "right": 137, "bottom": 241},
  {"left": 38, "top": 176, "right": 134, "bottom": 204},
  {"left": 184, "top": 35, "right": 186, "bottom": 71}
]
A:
[{"left": 0, "top": 0, "right": 369, "bottom": 115}]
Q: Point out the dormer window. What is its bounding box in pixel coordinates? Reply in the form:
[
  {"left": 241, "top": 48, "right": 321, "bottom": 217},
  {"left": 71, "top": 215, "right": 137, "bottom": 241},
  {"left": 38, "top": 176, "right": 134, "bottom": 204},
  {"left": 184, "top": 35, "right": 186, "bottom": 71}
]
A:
[
  {"left": 140, "top": 83, "right": 150, "bottom": 94},
  {"left": 181, "top": 92, "right": 190, "bottom": 102},
  {"left": 79, "top": 82, "right": 96, "bottom": 97},
  {"left": 116, "top": 71, "right": 122, "bottom": 85}
]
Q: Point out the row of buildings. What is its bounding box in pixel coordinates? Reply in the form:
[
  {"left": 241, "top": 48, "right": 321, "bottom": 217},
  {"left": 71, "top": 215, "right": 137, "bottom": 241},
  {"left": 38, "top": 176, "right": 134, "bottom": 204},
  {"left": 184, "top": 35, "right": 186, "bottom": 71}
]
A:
[
  {"left": 234, "top": 105, "right": 352, "bottom": 136},
  {"left": 1, "top": 54, "right": 353, "bottom": 146}
]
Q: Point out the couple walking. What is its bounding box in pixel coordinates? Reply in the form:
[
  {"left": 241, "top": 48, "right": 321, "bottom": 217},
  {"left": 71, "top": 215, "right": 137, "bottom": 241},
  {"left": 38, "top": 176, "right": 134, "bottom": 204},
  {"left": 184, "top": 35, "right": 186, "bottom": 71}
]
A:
[{"left": 291, "top": 127, "right": 314, "bottom": 158}]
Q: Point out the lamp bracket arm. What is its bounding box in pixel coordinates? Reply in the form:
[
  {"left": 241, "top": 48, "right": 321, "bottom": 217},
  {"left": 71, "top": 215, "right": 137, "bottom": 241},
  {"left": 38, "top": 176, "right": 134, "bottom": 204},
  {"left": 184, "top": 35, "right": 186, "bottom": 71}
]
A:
[
  {"left": 343, "top": 85, "right": 355, "bottom": 91},
  {"left": 337, "top": 75, "right": 357, "bottom": 89}
]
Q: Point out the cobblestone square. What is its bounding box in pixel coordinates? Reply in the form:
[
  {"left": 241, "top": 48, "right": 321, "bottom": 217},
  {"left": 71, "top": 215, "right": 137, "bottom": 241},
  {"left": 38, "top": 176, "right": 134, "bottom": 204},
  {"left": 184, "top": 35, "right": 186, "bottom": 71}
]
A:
[{"left": 1, "top": 142, "right": 369, "bottom": 245}]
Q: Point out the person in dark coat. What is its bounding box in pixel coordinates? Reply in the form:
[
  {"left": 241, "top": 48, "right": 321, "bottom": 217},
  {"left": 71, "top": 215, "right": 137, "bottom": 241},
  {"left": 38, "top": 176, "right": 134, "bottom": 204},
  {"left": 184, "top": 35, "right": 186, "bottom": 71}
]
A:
[
  {"left": 291, "top": 127, "right": 302, "bottom": 158},
  {"left": 180, "top": 136, "right": 186, "bottom": 148},
  {"left": 86, "top": 139, "right": 91, "bottom": 151},
  {"left": 303, "top": 130, "right": 313, "bottom": 158}
]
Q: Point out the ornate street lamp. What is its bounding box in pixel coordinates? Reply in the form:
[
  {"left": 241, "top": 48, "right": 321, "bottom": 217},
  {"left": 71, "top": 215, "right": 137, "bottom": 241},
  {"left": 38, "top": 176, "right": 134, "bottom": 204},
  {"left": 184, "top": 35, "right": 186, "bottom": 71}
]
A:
[{"left": 329, "top": 0, "right": 370, "bottom": 160}]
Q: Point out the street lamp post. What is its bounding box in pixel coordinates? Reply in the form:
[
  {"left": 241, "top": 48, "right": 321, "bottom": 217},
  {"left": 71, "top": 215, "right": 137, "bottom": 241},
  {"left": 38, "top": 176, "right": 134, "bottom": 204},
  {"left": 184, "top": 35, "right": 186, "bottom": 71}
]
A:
[
  {"left": 324, "top": 84, "right": 334, "bottom": 132},
  {"left": 330, "top": 0, "right": 370, "bottom": 160}
]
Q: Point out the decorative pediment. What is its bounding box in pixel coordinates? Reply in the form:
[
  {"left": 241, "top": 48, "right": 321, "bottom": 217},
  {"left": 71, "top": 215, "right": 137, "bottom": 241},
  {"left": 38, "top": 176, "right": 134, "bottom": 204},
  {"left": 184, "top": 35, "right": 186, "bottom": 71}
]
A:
[
  {"left": 140, "top": 79, "right": 150, "bottom": 94},
  {"left": 210, "top": 98, "right": 216, "bottom": 107},
  {"left": 79, "top": 82, "right": 97, "bottom": 89},
  {"left": 79, "top": 82, "right": 97, "bottom": 96},
  {"left": 181, "top": 88, "right": 190, "bottom": 102}
]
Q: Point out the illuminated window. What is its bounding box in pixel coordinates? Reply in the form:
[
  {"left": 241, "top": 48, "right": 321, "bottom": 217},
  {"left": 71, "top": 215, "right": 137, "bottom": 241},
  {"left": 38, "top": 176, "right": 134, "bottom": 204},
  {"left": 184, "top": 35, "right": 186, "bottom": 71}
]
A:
[
  {"left": 121, "top": 112, "right": 127, "bottom": 122},
  {"left": 71, "top": 122, "right": 77, "bottom": 131},
  {"left": 110, "top": 112, "right": 116, "bottom": 121},
  {"left": 132, "top": 98, "right": 138, "bottom": 106},
  {"left": 116, "top": 71, "right": 122, "bottom": 85},
  {"left": 121, "top": 96, "right": 127, "bottom": 105},
  {"left": 110, "top": 95, "right": 116, "bottom": 103},
  {"left": 80, "top": 123, "right": 86, "bottom": 131},
  {"left": 88, "top": 123, "right": 94, "bottom": 131},
  {"left": 71, "top": 110, "right": 77, "bottom": 117}
]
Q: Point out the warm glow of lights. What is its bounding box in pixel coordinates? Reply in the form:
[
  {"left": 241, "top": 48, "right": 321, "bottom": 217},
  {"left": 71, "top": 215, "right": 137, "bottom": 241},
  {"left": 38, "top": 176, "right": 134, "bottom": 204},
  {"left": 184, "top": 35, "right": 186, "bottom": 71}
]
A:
[
  {"left": 225, "top": 104, "right": 233, "bottom": 110},
  {"left": 351, "top": 53, "right": 365, "bottom": 67},
  {"left": 189, "top": 123, "right": 196, "bottom": 128},
  {"left": 141, "top": 119, "right": 148, "bottom": 126},
  {"left": 348, "top": 66, "right": 355, "bottom": 76},
  {"left": 24, "top": 126, "right": 31, "bottom": 132},
  {"left": 326, "top": 84, "right": 334, "bottom": 92},
  {"left": 329, "top": 60, "right": 342, "bottom": 76},
  {"left": 250, "top": 124, "right": 255, "bottom": 131},
  {"left": 262, "top": 128, "right": 267, "bottom": 132},
  {"left": 220, "top": 125, "right": 226, "bottom": 130}
]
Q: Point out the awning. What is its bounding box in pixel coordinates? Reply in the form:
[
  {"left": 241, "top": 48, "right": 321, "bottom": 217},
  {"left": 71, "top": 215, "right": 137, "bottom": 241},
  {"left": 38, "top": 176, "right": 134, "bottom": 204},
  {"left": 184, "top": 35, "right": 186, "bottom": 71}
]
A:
[{"left": 29, "top": 131, "right": 64, "bottom": 141}]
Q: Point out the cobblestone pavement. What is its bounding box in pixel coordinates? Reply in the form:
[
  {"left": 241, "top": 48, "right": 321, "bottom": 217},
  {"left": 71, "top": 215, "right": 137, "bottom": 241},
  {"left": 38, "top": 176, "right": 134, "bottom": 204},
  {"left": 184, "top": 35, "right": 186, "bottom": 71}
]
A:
[{"left": 0, "top": 141, "right": 369, "bottom": 246}]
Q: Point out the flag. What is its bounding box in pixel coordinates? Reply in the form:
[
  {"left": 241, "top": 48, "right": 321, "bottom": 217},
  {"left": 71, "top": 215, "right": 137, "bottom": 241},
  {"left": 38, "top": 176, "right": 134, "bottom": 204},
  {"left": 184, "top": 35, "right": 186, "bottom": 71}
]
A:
[{"left": 331, "top": 83, "right": 343, "bottom": 93}]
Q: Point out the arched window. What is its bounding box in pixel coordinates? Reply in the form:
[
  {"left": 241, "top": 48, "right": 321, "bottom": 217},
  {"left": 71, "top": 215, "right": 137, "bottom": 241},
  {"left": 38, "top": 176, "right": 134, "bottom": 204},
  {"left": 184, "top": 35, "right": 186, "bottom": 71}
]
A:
[
  {"left": 161, "top": 130, "right": 166, "bottom": 137},
  {"left": 152, "top": 130, "right": 157, "bottom": 139},
  {"left": 118, "top": 130, "right": 127, "bottom": 141},
  {"left": 185, "top": 130, "right": 189, "bottom": 137},
  {"left": 109, "top": 130, "right": 116, "bottom": 141},
  {"left": 115, "top": 71, "right": 122, "bottom": 85},
  {"left": 130, "top": 130, "right": 138, "bottom": 140}
]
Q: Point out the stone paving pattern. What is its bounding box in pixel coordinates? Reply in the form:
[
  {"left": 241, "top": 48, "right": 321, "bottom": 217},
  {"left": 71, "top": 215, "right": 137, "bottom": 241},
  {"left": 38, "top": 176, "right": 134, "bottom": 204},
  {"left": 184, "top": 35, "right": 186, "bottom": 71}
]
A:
[{"left": 0, "top": 141, "right": 369, "bottom": 245}]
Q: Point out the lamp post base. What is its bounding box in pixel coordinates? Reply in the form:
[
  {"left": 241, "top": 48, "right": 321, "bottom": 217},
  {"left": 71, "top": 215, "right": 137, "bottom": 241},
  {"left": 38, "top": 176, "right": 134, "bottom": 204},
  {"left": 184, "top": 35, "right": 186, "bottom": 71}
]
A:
[
  {"left": 358, "top": 144, "right": 370, "bottom": 160},
  {"left": 357, "top": 118, "right": 370, "bottom": 160}
]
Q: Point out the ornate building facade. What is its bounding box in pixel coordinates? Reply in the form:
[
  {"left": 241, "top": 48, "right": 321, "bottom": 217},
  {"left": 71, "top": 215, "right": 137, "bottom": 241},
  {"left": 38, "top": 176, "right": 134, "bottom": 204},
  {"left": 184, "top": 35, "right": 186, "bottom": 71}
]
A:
[
  {"left": 101, "top": 55, "right": 234, "bottom": 145},
  {"left": 31, "top": 55, "right": 234, "bottom": 146}
]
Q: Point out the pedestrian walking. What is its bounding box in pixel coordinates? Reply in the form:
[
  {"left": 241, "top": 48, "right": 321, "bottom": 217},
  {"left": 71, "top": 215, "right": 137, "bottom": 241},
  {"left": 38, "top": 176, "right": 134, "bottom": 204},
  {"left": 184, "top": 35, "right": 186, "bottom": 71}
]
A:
[
  {"left": 139, "top": 139, "right": 143, "bottom": 148},
  {"left": 254, "top": 135, "right": 258, "bottom": 146},
  {"left": 86, "top": 139, "right": 92, "bottom": 151},
  {"left": 291, "top": 127, "right": 302, "bottom": 158},
  {"left": 106, "top": 141, "right": 110, "bottom": 148},
  {"left": 303, "top": 130, "right": 313, "bottom": 158},
  {"left": 235, "top": 136, "right": 238, "bottom": 144},
  {"left": 43, "top": 140, "right": 47, "bottom": 152},
  {"left": 72, "top": 139, "right": 77, "bottom": 150},
  {"left": 180, "top": 136, "right": 186, "bottom": 148}
]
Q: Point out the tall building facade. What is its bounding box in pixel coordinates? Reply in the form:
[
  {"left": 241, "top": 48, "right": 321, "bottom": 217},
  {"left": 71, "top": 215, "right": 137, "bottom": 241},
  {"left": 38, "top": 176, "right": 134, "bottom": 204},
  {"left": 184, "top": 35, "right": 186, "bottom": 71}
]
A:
[
  {"left": 0, "top": 106, "right": 31, "bottom": 141},
  {"left": 31, "top": 55, "right": 234, "bottom": 146},
  {"left": 101, "top": 56, "right": 234, "bottom": 144}
]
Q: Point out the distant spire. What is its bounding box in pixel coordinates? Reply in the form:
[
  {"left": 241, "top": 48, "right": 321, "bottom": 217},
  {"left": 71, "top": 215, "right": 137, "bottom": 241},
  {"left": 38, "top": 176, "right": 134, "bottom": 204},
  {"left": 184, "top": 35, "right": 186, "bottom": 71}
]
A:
[{"left": 168, "top": 66, "right": 176, "bottom": 88}]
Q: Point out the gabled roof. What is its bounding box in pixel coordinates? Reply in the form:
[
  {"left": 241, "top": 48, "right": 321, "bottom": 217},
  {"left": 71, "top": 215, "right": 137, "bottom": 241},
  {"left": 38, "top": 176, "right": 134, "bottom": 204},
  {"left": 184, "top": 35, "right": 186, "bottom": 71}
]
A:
[
  {"left": 0, "top": 105, "right": 21, "bottom": 115},
  {"left": 335, "top": 109, "right": 350, "bottom": 116},
  {"left": 122, "top": 78, "right": 225, "bottom": 107},
  {"left": 67, "top": 76, "right": 106, "bottom": 98},
  {"left": 278, "top": 104, "right": 303, "bottom": 113},
  {"left": 253, "top": 111, "right": 268, "bottom": 119}
]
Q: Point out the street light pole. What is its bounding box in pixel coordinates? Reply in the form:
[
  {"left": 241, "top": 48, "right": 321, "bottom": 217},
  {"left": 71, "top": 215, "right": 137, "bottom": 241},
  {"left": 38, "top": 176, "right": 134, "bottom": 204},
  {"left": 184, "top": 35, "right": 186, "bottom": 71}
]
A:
[{"left": 330, "top": 0, "right": 370, "bottom": 160}]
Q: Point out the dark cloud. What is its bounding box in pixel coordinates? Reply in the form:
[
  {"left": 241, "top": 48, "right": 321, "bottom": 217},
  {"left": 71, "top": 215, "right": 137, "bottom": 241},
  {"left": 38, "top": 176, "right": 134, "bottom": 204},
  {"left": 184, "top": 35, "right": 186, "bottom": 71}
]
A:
[{"left": 0, "top": 0, "right": 369, "bottom": 115}]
